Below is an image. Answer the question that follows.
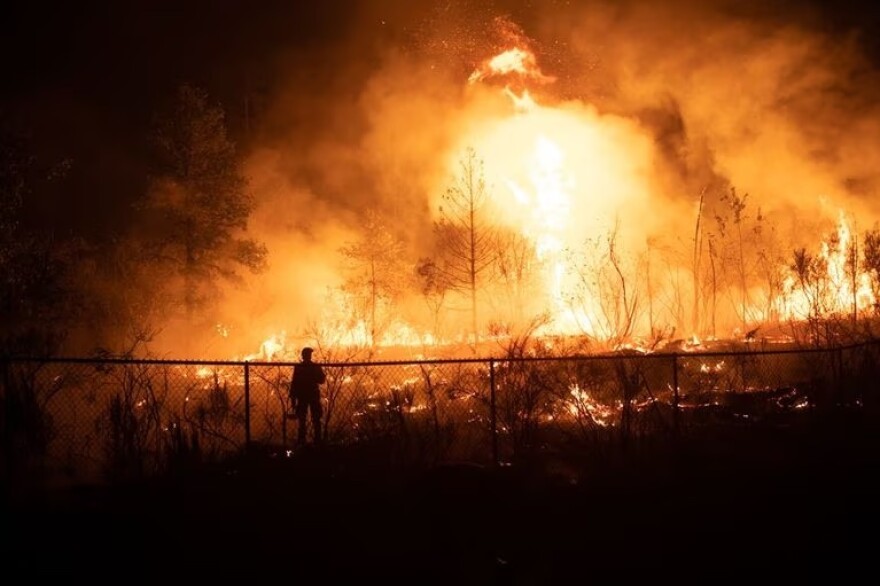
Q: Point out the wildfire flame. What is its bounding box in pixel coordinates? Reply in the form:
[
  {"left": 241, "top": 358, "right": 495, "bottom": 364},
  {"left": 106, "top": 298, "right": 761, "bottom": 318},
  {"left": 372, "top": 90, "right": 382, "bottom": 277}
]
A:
[
  {"left": 775, "top": 211, "right": 875, "bottom": 321},
  {"left": 466, "top": 44, "right": 647, "bottom": 338},
  {"left": 229, "top": 34, "right": 878, "bottom": 361},
  {"left": 567, "top": 384, "right": 616, "bottom": 427},
  {"left": 468, "top": 47, "right": 555, "bottom": 86},
  {"left": 240, "top": 331, "right": 286, "bottom": 362}
]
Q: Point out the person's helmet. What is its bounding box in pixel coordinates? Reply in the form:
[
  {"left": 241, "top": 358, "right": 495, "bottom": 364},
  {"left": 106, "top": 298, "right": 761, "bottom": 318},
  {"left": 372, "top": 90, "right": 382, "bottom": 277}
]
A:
[{"left": 301, "top": 347, "right": 314, "bottom": 359}]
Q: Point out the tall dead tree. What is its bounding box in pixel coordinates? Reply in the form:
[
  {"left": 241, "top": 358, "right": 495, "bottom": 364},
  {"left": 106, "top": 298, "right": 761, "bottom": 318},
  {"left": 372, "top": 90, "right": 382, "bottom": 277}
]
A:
[
  {"left": 434, "top": 148, "right": 498, "bottom": 350},
  {"left": 692, "top": 186, "right": 706, "bottom": 336}
]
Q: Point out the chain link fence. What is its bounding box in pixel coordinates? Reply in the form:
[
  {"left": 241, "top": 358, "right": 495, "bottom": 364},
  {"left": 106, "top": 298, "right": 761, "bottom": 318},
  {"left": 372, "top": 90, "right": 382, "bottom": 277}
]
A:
[{"left": 3, "top": 341, "right": 879, "bottom": 487}]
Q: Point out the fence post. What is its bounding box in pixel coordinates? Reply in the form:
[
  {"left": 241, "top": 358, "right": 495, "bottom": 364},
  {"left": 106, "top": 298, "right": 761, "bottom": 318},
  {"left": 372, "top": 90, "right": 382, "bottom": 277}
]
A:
[
  {"left": 672, "top": 354, "right": 680, "bottom": 437},
  {"left": 489, "top": 359, "right": 498, "bottom": 466},
  {"left": 244, "top": 361, "right": 251, "bottom": 451}
]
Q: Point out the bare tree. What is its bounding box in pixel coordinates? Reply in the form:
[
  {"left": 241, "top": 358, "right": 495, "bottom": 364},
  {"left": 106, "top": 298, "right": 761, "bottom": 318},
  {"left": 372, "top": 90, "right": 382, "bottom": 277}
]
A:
[
  {"left": 491, "top": 227, "right": 544, "bottom": 333},
  {"left": 790, "top": 247, "right": 829, "bottom": 345},
  {"left": 79, "top": 235, "right": 173, "bottom": 357},
  {"left": 728, "top": 188, "right": 750, "bottom": 330},
  {"left": 714, "top": 187, "right": 751, "bottom": 332},
  {"left": 864, "top": 225, "right": 880, "bottom": 314},
  {"left": 752, "top": 207, "right": 785, "bottom": 325},
  {"left": 648, "top": 234, "right": 689, "bottom": 339},
  {"left": 415, "top": 257, "right": 450, "bottom": 344},
  {"left": 643, "top": 236, "right": 679, "bottom": 346},
  {"left": 566, "top": 222, "right": 642, "bottom": 347},
  {"left": 434, "top": 148, "right": 498, "bottom": 350},
  {"left": 845, "top": 222, "right": 860, "bottom": 326},
  {"left": 691, "top": 186, "right": 706, "bottom": 335},
  {"left": 703, "top": 234, "right": 719, "bottom": 337},
  {"left": 339, "top": 209, "right": 409, "bottom": 348}
]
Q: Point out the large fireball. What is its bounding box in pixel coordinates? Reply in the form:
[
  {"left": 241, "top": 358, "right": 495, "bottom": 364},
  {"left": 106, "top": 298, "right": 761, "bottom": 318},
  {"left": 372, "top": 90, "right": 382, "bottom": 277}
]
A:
[{"left": 203, "top": 6, "right": 880, "bottom": 360}]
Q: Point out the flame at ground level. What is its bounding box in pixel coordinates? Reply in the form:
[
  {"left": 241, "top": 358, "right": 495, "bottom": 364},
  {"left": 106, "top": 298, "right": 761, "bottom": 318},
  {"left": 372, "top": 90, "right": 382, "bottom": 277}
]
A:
[{"left": 209, "top": 39, "right": 880, "bottom": 361}]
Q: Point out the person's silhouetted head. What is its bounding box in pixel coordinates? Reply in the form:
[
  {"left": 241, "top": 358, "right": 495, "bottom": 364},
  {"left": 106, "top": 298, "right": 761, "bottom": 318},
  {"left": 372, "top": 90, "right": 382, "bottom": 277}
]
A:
[{"left": 301, "top": 347, "right": 314, "bottom": 362}]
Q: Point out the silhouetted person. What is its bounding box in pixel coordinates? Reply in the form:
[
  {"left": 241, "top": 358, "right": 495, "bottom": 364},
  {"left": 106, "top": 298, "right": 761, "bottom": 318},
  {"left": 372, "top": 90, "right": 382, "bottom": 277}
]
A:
[{"left": 289, "top": 346, "right": 326, "bottom": 446}]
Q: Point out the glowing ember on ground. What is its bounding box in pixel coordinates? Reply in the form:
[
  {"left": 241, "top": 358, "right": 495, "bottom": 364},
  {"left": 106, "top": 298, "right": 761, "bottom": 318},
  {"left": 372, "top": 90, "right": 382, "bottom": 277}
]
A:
[
  {"left": 699, "top": 360, "right": 725, "bottom": 374},
  {"left": 566, "top": 384, "right": 616, "bottom": 427}
]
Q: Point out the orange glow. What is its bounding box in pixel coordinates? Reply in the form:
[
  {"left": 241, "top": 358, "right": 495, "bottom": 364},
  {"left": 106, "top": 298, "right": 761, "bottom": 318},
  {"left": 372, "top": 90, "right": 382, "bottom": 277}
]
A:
[
  {"left": 566, "top": 384, "right": 616, "bottom": 427},
  {"left": 775, "top": 212, "right": 876, "bottom": 321},
  {"left": 469, "top": 47, "right": 555, "bottom": 85},
  {"left": 194, "top": 13, "right": 880, "bottom": 362},
  {"left": 460, "top": 45, "right": 655, "bottom": 339},
  {"left": 240, "top": 332, "right": 286, "bottom": 362},
  {"left": 234, "top": 42, "right": 876, "bottom": 361},
  {"left": 699, "top": 360, "right": 725, "bottom": 374}
]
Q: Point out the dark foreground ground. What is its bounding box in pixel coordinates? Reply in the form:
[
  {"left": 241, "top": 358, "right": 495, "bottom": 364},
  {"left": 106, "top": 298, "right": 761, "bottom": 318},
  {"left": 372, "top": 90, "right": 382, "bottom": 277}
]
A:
[{"left": 4, "top": 414, "right": 880, "bottom": 584}]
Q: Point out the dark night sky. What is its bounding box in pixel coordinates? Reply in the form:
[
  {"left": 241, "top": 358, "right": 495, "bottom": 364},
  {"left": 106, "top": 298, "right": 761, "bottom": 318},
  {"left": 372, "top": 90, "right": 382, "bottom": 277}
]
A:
[
  {"left": 2, "top": 0, "right": 880, "bottom": 240},
  {"left": 0, "top": 0, "right": 387, "bottom": 236}
]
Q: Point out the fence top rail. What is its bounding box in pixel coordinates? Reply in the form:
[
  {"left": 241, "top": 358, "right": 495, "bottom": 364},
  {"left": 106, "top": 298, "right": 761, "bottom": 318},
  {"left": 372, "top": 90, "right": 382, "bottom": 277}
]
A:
[{"left": 2, "top": 339, "right": 877, "bottom": 368}]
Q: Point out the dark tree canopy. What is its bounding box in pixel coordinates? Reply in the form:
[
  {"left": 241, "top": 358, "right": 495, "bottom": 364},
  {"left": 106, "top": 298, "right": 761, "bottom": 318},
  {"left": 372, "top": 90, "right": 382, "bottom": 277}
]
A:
[
  {"left": 142, "top": 83, "right": 267, "bottom": 315},
  {"left": 0, "top": 127, "right": 79, "bottom": 355}
]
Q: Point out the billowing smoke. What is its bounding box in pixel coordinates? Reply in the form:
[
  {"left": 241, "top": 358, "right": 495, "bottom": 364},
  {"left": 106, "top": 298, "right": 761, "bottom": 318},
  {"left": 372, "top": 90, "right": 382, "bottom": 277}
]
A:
[
  {"left": 563, "top": 0, "right": 880, "bottom": 214},
  {"left": 188, "top": 0, "right": 880, "bottom": 358}
]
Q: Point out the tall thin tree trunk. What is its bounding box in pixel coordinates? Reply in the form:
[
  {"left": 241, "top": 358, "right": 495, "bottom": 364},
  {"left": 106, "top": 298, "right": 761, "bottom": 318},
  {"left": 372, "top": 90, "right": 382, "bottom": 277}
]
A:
[
  {"left": 737, "top": 221, "right": 747, "bottom": 331},
  {"left": 850, "top": 232, "right": 859, "bottom": 327},
  {"left": 646, "top": 247, "right": 654, "bottom": 337},
  {"left": 692, "top": 188, "right": 705, "bottom": 335},
  {"left": 370, "top": 259, "right": 377, "bottom": 348},
  {"left": 709, "top": 239, "right": 717, "bottom": 337},
  {"left": 469, "top": 171, "right": 478, "bottom": 351}
]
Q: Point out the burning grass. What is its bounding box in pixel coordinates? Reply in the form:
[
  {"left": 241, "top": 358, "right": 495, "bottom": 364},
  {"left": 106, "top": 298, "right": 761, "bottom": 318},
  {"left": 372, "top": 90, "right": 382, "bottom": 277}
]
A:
[{"left": 3, "top": 330, "right": 878, "bottom": 492}]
